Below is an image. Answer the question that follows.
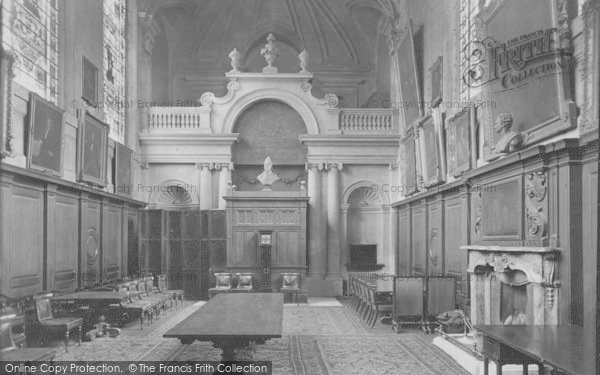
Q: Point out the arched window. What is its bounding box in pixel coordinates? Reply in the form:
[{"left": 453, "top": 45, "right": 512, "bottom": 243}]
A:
[
  {"left": 103, "top": 0, "right": 126, "bottom": 142},
  {"left": 4, "top": 0, "right": 59, "bottom": 103}
]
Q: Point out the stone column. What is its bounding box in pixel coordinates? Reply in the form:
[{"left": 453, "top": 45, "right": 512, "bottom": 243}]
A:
[
  {"left": 307, "top": 163, "right": 325, "bottom": 277},
  {"left": 326, "top": 163, "right": 342, "bottom": 278},
  {"left": 218, "top": 163, "right": 232, "bottom": 209},
  {"left": 199, "top": 163, "right": 213, "bottom": 210},
  {"left": 126, "top": 0, "right": 139, "bottom": 151}
]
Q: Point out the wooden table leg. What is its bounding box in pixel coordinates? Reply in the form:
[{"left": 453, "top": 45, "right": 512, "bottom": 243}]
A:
[
  {"left": 484, "top": 357, "right": 489, "bottom": 375},
  {"left": 496, "top": 361, "right": 502, "bottom": 375},
  {"left": 522, "top": 363, "right": 528, "bottom": 375}
]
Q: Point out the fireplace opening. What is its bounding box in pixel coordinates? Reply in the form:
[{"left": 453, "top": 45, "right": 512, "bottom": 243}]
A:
[
  {"left": 500, "top": 283, "right": 528, "bottom": 325},
  {"left": 346, "top": 245, "right": 383, "bottom": 272}
]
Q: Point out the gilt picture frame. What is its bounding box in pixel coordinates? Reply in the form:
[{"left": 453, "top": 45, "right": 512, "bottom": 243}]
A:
[
  {"left": 418, "top": 114, "right": 442, "bottom": 187},
  {"left": 26, "top": 93, "right": 65, "bottom": 177},
  {"left": 77, "top": 112, "right": 108, "bottom": 186},
  {"left": 115, "top": 142, "right": 133, "bottom": 197},
  {"left": 82, "top": 56, "right": 98, "bottom": 107},
  {"left": 429, "top": 56, "right": 443, "bottom": 108},
  {"left": 446, "top": 106, "right": 472, "bottom": 177},
  {"left": 397, "top": 21, "right": 423, "bottom": 130}
]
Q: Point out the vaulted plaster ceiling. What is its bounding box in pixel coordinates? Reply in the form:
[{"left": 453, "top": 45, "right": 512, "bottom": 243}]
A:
[
  {"left": 139, "top": 0, "right": 400, "bottom": 105},
  {"left": 142, "top": 0, "right": 396, "bottom": 72}
]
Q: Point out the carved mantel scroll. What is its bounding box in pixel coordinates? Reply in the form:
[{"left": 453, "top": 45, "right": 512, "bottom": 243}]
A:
[{"left": 463, "top": 245, "right": 560, "bottom": 325}]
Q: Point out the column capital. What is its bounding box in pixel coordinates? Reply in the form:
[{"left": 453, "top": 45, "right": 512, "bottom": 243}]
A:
[
  {"left": 326, "top": 162, "right": 343, "bottom": 171},
  {"left": 306, "top": 162, "right": 325, "bottom": 171},
  {"left": 218, "top": 162, "right": 234, "bottom": 171},
  {"left": 196, "top": 162, "right": 217, "bottom": 170}
]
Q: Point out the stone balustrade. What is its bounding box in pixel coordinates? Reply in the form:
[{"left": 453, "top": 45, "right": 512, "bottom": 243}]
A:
[
  {"left": 338, "top": 108, "right": 395, "bottom": 135},
  {"left": 144, "top": 106, "right": 396, "bottom": 135},
  {"left": 145, "top": 106, "right": 208, "bottom": 131}
]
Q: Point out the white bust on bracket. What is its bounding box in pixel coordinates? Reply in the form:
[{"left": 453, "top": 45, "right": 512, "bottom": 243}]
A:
[{"left": 257, "top": 156, "right": 280, "bottom": 190}]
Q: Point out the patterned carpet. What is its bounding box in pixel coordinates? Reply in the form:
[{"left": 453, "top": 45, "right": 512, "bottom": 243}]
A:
[{"left": 53, "top": 299, "right": 466, "bottom": 375}]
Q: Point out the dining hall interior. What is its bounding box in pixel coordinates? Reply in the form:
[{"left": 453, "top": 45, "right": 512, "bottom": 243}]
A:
[{"left": 0, "top": 0, "right": 598, "bottom": 374}]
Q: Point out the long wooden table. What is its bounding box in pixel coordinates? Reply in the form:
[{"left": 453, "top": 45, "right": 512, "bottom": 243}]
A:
[
  {"left": 52, "top": 291, "right": 138, "bottom": 334},
  {"left": 476, "top": 325, "right": 594, "bottom": 375},
  {"left": 52, "top": 290, "right": 137, "bottom": 304},
  {"left": 164, "top": 293, "right": 283, "bottom": 360}
]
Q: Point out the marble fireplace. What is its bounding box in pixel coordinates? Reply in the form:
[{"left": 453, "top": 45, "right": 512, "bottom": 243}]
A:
[{"left": 462, "top": 245, "right": 560, "bottom": 326}]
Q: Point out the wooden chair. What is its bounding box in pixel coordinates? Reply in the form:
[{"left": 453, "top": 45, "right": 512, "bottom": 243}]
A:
[
  {"left": 1, "top": 323, "right": 56, "bottom": 361},
  {"left": 235, "top": 273, "right": 254, "bottom": 290},
  {"left": 158, "top": 275, "right": 184, "bottom": 310},
  {"left": 209, "top": 273, "right": 232, "bottom": 299},
  {"left": 33, "top": 294, "right": 82, "bottom": 352},
  {"left": 118, "top": 279, "right": 158, "bottom": 329},
  {"left": 140, "top": 277, "right": 171, "bottom": 318},
  {"left": 280, "top": 273, "right": 300, "bottom": 305}
]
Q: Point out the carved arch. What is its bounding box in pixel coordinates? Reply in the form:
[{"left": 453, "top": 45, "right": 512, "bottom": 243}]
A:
[
  {"left": 342, "top": 180, "right": 389, "bottom": 206},
  {"left": 221, "top": 89, "right": 320, "bottom": 135}
]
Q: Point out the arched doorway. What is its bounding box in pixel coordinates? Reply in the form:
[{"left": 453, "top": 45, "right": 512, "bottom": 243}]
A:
[
  {"left": 231, "top": 100, "right": 308, "bottom": 191},
  {"left": 343, "top": 186, "right": 387, "bottom": 273}
]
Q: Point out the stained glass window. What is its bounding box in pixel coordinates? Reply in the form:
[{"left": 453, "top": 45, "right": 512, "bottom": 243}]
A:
[
  {"left": 2, "top": 0, "right": 59, "bottom": 103},
  {"left": 458, "top": 0, "right": 481, "bottom": 101},
  {"left": 103, "top": 0, "right": 126, "bottom": 143}
]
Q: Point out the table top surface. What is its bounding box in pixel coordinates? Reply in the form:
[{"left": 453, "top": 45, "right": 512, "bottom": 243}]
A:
[
  {"left": 475, "top": 325, "right": 595, "bottom": 375},
  {"left": 52, "top": 291, "right": 134, "bottom": 301},
  {"left": 163, "top": 293, "right": 283, "bottom": 341}
]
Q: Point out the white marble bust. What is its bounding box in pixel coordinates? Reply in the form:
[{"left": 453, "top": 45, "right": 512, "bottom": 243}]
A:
[{"left": 257, "top": 156, "right": 279, "bottom": 190}]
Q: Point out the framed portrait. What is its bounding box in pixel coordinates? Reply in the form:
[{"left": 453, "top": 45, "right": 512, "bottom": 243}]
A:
[
  {"left": 400, "top": 130, "right": 418, "bottom": 195},
  {"left": 115, "top": 143, "right": 132, "bottom": 197},
  {"left": 429, "top": 56, "right": 443, "bottom": 108},
  {"left": 418, "top": 115, "right": 442, "bottom": 187},
  {"left": 397, "top": 21, "right": 423, "bottom": 129},
  {"left": 82, "top": 56, "right": 98, "bottom": 106},
  {"left": 26, "top": 93, "right": 65, "bottom": 176},
  {"left": 77, "top": 112, "right": 108, "bottom": 186},
  {"left": 447, "top": 106, "right": 472, "bottom": 177}
]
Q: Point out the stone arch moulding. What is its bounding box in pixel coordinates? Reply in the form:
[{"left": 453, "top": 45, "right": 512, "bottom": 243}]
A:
[
  {"left": 148, "top": 179, "right": 198, "bottom": 207},
  {"left": 342, "top": 180, "right": 389, "bottom": 206},
  {"left": 221, "top": 89, "right": 321, "bottom": 135}
]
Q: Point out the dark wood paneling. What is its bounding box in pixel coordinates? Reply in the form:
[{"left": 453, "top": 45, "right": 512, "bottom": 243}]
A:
[
  {"left": 80, "top": 197, "right": 101, "bottom": 288},
  {"left": 397, "top": 208, "right": 411, "bottom": 274},
  {"left": 427, "top": 200, "right": 443, "bottom": 275},
  {"left": 412, "top": 203, "right": 426, "bottom": 274},
  {"left": 8, "top": 184, "right": 44, "bottom": 297},
  {"left": 51, "top": 192, "right": 78, "bottom": 292},
  {"left": 582, "top": 159, "right": 598, "bottom": 330},
  {"left": 102, "top": 204, "right": 122, "bottom": 283}
]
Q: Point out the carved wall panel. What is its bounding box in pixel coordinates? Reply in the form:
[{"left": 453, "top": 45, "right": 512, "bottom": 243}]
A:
[
  {"left": 473, "top": 0, "right": 577, "bottom": 156},
  {"left": 524, "top": 170, "right": 549, "bottom": 246},
  {"left": 81, "top": 199, "right": 101, "bottom": 288}
]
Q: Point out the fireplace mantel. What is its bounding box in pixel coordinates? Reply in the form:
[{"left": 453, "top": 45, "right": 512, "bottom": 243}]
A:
[
  {"left": 462, "top": 245, "right": 561, "bottom": 325},
  {"left": 461, "top": 245, "right": 560, "bottom": 286}
]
